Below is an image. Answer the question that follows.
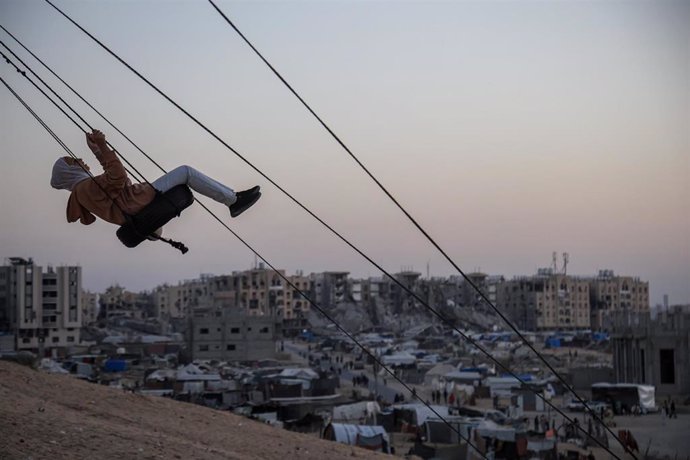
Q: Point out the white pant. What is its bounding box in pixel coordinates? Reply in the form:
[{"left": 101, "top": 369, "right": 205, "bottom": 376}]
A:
[{"left": 151, "top": 165, "right": 236, "bottom": 206}]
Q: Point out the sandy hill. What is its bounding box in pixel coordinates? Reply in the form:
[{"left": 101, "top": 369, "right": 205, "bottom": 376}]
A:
[{"left": 0, "top": 360, "right": 389, "bottom": 460}]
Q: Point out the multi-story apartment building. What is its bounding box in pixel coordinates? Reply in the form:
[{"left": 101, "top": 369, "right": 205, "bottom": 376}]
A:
[
  {"left": 311, "top": 271, "right": 350, "bottom": 310},
  {"left": 99, "top": 285, "right": 153, "bottom": 320},
  {"left": 350, "top": 272, "right": 507, "bottom": 324},
  {"left": 280, "top": 271, "right": 311, "bottom": 319},
  {"left": 147, "top": 265, "right": 649, "bottom": 335},
  {"left": 0, "top": 257, "right": 82, "bottom": 353},
  {"left": 389, "top": 271, "right": 423, "bottom": 314},
  {"left": 149, "top": 268, "right": 313, "bottom": 338},
  {"left": 152, "top": 276, "right": 214, "bottom": 320},
  {"left": 189, "top": 308, "right": 278, "bottom": 361},
  {"left": 589, "top": 270, "right": 649, "bottom": 330},
  {"left": 235, "top": 265, "right": 284, "bottom": 316},
  {"left": 446, "top": 272, "right": 506, "bottom": 310},
  {"left": 352, "top": 276, "right": 391, "bottom": 310},
  {"left": 498, "top": 269, "right": 591, "bottom": 331},
  {"left": 81, "top": 291, "right": 98, "bottom": 325},
  {"left": 209, "top": 274, "right": 238, "bottom": 311}
]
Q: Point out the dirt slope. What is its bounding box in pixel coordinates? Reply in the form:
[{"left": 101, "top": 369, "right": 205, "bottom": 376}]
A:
[{"left": 0, "top": 360, "right": 389, "bottom": 460}]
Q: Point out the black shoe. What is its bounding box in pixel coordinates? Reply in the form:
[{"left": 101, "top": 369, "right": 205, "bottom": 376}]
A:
[
  {"left": 230, "top": 189, "right": 261, "bottom": 217},
  {"left": 236, "top": 185, "right": 260, "bottom": 199}
]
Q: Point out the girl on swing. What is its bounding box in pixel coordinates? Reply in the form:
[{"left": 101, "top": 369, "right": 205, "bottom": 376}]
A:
[{"left": 50, "top": 129, "right": 261, "bottom": 227}]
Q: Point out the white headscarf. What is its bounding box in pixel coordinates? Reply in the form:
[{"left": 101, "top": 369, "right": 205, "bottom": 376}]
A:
[{"left": 50, "top": 157, "right": 91, "bottom": 191}]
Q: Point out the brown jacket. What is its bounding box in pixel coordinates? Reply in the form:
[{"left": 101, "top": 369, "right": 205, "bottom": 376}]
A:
[{"left": 66, "top": 149, "right": 156, "bottom": 225}]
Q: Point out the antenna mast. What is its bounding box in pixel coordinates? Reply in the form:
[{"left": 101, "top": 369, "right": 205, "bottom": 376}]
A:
[{"left": 562, "top": 252, "right": 569, "bottom": 275}]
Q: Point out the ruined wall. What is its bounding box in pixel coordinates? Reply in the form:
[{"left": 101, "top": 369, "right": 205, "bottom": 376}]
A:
[{"left": 610, "top": 307, "right": 690, "bottom": 396}]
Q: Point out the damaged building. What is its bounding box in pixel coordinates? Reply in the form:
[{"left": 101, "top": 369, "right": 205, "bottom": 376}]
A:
[
  {"left": 610, "top": 306, "right": 690, "bottom": 396},
  {"left": 189, "top": 309, "right": 279, "bottom": 362}
]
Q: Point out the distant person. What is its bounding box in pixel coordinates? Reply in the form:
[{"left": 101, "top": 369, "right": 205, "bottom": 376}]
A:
[
  {"left": 50, "top": 129, "right": 261, "bottom": 230},
  {"left": 670, "top": 400, "right": 677, "bottom": 419}
]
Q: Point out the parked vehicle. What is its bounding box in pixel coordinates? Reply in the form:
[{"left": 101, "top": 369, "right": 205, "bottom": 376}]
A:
[{"left": 566, "top": 399, "right": 610, "bottom": 413}]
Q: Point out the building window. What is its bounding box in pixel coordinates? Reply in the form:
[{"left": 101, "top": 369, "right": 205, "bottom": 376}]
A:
[
  {"left": 230, "top": 327, "right": 240, "bottom": 334},
  {"left": 199, "top": 328, "right": 209, "bottom": 334},
  {"left": 22, "top": 338, "right": 30, "bottom": 344},
  {"left": 659, "top": 349, "right": 675, "bottom": 384},
  {"left": 67, "top": 336, "right": 75, "bottom": 342},
  {"left": 199, "top": 345, "right": 209, "bottom": 352},
  {"left": 226, "top": 344, "right": 236, "bottom": 351},
  {"left": 52, "top": 337, "right": 59, "bottom": 343},
  {"left": 260, "top": 327, "right": 269, "bottom": 334}
]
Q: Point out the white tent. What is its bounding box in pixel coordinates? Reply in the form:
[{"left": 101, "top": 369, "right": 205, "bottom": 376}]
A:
[
  {"left": 424, "top": 363, "right": 456, "bottom": 386},
  {"left": 444, "top": 371, "right": 482, "bottom": 384},
  {"left": 278, "top": 368, "right": 319, "bottom": 380},
  {"left": 38, "top": 358, "right": 68, "bottom": 374},
  {"left": 394, "top": 404, "right": 449, "bottom": 426},
  {"left": 485, "top": 376, "right": 521, "bottom": 397},
  {"left": 475, "top": 419, "right": 516, "bottom": 442},
  {"left": 176, "top": 364, "right": 221, "bottom": 381},
  {"left": 332, "top": 401, "right": 380, "bottom": 422},
  {"left": 381, "top": 352, "right": 416, "bottom": 366}
]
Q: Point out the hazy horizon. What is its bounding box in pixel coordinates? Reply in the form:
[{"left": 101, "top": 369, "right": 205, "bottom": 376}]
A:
[{"left": 1, "top": 0, "right": 688, "bottom": 305}]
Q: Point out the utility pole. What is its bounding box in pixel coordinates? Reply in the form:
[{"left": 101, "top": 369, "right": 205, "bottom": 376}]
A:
[{"left": 373, "top": 348, "right": 379, "bottom": 401}]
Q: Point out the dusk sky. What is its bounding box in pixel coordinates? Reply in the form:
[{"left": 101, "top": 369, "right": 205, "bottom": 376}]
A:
[{"left": 1, "top": 0, "right": 688, "bottom": 306}]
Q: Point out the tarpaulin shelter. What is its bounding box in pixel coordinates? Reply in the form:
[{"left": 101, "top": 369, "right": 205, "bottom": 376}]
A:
[
  {"left": 485, "top": 376, "right": 522, "bottom": 397},
  {"left": 381, "top": 351, "right": 416, "bottom": 367},
  {"left": 545, "top": 337, "right": 561, "bottom": 348},
  {"left": 475, "top": 419, "right": 517, "bottom": 442},
  {"left": 332, "top": 401, "right": 380, "bottom": 422},
  {"left": 393, "top": 403, "right": 449, "bottom": 429},
  {"left": 422, "top": 417, "right": 482, "bottom": 444},
  {"left": 322, "top": 423, "right": 391, "bottom": 453},
  {"left": 444, "top": 370, "right": 482, "bottom": 385},
  {"left": 423, "top": 363, "right": 456, "bottom": 387},
  {"left": 103, "top": 359, "right": 127, "bottom": 372}
]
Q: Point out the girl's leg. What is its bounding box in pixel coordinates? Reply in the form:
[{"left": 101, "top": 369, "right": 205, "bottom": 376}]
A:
[{"left": 151, "top": 165, "right": 236, "bottom": 206}]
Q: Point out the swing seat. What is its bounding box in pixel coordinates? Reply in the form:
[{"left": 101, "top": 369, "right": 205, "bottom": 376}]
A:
[{"left": 116, "top": 185, "right": 194, "bottom": 249}]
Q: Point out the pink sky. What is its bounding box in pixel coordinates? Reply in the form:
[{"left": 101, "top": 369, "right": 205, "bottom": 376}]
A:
[{"left": 1, "top": 0, "right": 688, "bottom": 304}]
